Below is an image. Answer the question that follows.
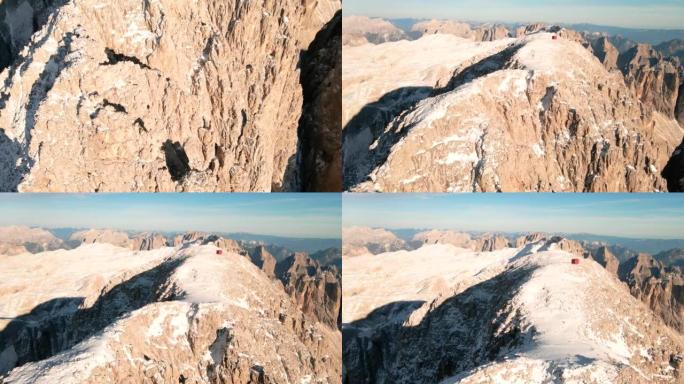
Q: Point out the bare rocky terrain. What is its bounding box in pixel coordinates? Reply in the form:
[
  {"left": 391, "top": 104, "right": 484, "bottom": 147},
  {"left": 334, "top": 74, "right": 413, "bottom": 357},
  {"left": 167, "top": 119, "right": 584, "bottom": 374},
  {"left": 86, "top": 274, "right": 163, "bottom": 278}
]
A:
[
  {"left": 0, "top": 0, "right": 341, "bottom": 192},
  {"left": 0, "top": 227, "right": 342, "bottom": 383},
  {"left": 342, "top": 20, "right": 684, "bottom": 192}
]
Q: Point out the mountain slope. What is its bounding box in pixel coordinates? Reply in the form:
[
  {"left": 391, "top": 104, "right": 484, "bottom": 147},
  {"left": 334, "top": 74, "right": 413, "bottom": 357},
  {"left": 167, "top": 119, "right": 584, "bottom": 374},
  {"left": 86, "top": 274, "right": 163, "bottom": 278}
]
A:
[
  {"left": 344, "top": 31, "right": 683, "bottom": 192},
  {"left": 0, "top": 243, "right": 341, "bottom": 383},
  {"left": 0, "top": 0, "right": 340, "bottom": 192},
  {"left": 343, "top": 239, "right": 684, "bottom": 383}
]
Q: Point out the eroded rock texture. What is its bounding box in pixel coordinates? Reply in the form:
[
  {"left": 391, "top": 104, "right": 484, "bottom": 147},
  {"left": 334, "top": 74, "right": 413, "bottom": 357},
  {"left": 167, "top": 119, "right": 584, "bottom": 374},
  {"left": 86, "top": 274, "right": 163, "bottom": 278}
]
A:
[
  {"left": 0, "top": 0, "right": 340, "bottom": 192},
  {"left": 275, "top": 252, "right": 341, "bottom": 329}
]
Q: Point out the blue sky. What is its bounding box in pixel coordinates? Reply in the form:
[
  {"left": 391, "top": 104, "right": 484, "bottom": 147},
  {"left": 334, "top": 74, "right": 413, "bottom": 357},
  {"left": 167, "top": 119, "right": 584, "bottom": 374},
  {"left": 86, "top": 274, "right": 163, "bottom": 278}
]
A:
[
  {"left": 0, "top": 194, "right": 341, "bottom": 239},
  {"left": 343, "top": 194, "right": 684, "bottom": 239},
  {"left": 345, "top": 0, "right": 684, "bottom": 29}
]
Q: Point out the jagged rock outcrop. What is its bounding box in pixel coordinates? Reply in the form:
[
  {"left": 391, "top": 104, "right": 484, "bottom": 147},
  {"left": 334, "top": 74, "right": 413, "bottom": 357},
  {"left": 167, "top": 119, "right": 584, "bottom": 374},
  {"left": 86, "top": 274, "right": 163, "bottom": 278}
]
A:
[
  {"left": 0, "top": 0, "right": 340, "bottom": 192},
  {"left": 344, "top": 32, "right": 683, "bottom": 192},
  {"left": 247, "top": 245, "right": 277, "bottom": 278},
  {"left": 475, "top": 233, "right": 511, "bottom": 252},
  {"left": 296, "top": 10, "right": 341, "bottom": 191},
  {"left": 591, "top": 36, "right": 619, "bottom": 70},
  {"left": 130, "top": 232, "right": 169, "bottom": 250},
  {"left": 618, "top": 253, "right": 684, "bottom": 332},
  {"left": 514, "top": 233, "right": 547, "bottom": 247},
  {"left": 0, "top": 226, "right": 63, "bottom": 255},
  {"left": 618, "top": 44, "right": 682, "bottom": 121},
  {"left": 474, "top": 24, "right": 511, "bottom": 42},
  {"left": 590, "top": 246, "right": 620, "bottom": 275},
  {"left": 538, "top": 236, "right": 589, "bottom": 258},
  {"left": 342, "top": 226, "right": 406, "bottom": 257},
  {"left": 275, "top": 253, "right": 341, "bottom": 329},
  {"left": 343, "top": 243, "right": 684, "bottom": 383},
  {"left": 172, "top": 232, "right": 245, "bottom": 255},
  {"left": 515, "top": 23, "right": 547, "bottom": 37},
  {"left": 342, "top": 16, "right": 406, "bottom": 47},
  {"left": 0, "top": 243, "right": 341, "bottom": 383}
]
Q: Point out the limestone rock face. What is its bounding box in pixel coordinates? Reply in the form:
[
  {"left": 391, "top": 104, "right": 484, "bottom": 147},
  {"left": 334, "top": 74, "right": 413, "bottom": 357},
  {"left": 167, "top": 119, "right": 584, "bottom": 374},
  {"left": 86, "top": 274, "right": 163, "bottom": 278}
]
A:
[
  {"left": 0, "top": 0, "right": 340, "bottom": 192},
  {"left": 618, "top": 44, "right": 682, "bottom": 121},
  {"left": 590, "top": 246, "right": 620, "bottom": 275},
  {"left": 344, "top": 32, "right": 683, "bottom": 192},
  {"left": 248, "top": 245, "right": 277, "bottom": 279},
  {"left": 476, "top": 234, "right": 511, "bottom": 252},
  {"left": 130, "top": 232, "right": 169, "bottom": 251},
  {"left": 515, "top": 23, "right": 547, "bottom": 37},
  {"left": 514, "top": 233, "right": 547, "bottom": 248},
  {"left": 591, "top": 36, "right": 619, "bottom": 70},
  {"left": 275, "top": 253, "right": 341, "bottom": 329},
  {"left": 0, "top": 244, "right": 341, "bottom": 383},
  {"left": 618, "top": 253, "right": 684, "bottom": 332}
]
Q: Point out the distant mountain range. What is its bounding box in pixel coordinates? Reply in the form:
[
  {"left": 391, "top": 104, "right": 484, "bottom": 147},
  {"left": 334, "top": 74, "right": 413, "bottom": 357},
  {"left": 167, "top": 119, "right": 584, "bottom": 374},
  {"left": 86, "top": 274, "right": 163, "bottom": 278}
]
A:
[
  {"left": 383, "top": 228, "right": 684, "bottom": 255},
  {"left": 43, "top": 227, "right": 340, "bottom": 254},
  {"left": 385, "top": 18, "right": 684, "bottom": 45}
]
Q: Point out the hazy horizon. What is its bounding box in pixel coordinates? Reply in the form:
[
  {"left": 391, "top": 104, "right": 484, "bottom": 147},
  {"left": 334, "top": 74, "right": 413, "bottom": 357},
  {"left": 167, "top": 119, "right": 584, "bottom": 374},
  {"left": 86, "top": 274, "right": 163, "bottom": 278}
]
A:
[
  {"left": 0, "top": 194, "right": 342, "bottom": 239},
  {"left": 345, "top": 0, "right": 684, "bottom": 30},
  {"left": 343, "top": 194, "right": 684, "bottom": 240}
]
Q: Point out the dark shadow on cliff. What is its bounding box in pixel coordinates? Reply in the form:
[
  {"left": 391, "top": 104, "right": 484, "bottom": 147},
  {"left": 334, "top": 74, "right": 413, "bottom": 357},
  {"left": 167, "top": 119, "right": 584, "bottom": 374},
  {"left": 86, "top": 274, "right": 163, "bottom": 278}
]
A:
[
  {"left": 0, "top": 0, "right": 68, "bottom": 109},
  {"left": 662, "top": 138, "right": 684, "bottom": 192},
  {"left": 0, "top": 255, "right": 187, "bottom": 375},
  {"left": 282, "top": 10, "right": 342, "bottom": 191},
  {"left": 342, "top": 43, "right": 524, "bottom": 190},
  {"left": 342, "top": 265, "right": 536, "bottom": 384},
  {"left": 0, "top": 0, "right": 67, "bottom": 72},
  {"left": 0, "top": 128, "right": 26, "bottom": 192},
  {"left": 0, "top": 28, "right": 76, "bottom": 191}
]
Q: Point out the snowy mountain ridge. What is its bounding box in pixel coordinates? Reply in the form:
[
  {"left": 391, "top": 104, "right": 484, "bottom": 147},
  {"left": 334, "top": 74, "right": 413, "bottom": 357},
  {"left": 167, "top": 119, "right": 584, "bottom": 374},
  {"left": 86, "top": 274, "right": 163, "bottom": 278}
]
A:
[
  {"left": 343, "top": 238, "right": 684, "bottom": 383},
  {"left": 0, "top": 242, "right": 341, "bottom": 383}
]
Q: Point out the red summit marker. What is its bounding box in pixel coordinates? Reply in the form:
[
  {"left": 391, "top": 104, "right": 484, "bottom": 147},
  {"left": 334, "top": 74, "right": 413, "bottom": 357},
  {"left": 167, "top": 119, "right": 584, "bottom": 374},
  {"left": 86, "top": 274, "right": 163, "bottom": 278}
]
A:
[
  {"left": 216, "top": 249, "right": 223, "bottom": 255},
  {"left": 552, "top": 35, "right": 558, "bottom": 40},
  {"left": 571, "top": 258, "right": 580, "bottom": 265}
]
